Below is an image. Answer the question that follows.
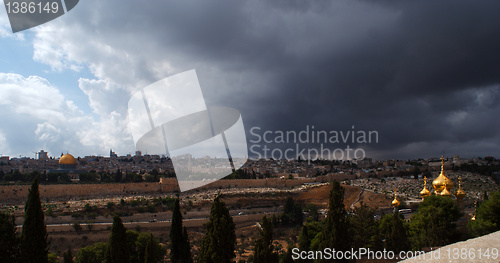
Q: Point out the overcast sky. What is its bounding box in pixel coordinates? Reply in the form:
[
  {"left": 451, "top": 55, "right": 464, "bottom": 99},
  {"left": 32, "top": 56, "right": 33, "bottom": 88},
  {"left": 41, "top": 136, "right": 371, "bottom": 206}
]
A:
[{"left": 1, "top": 0, "right": 499, "bottom": 161}]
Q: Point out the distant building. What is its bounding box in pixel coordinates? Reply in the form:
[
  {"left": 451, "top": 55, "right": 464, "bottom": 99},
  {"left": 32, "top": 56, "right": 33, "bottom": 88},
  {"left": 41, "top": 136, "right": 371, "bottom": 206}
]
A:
[
  {"left": 0, "top": 156, "right": 9, "bottom": 165},
  {"left": 356, "top": 158, "right": 372, "bottom": 169},
  {"left": 110, "top": 149, "right": 117, "bottom": 158},
  {"left": 38, "top": 150, "right": 48, "bottom": 160},
  {"left": 48, "top": 153, "right": 86, "bottom": 182}
]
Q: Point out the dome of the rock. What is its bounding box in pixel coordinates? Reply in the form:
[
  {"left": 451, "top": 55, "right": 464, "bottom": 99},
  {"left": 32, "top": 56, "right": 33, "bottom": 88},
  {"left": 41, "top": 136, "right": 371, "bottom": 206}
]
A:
[{"left": 59, "top": 154, "right": 77, "bottom": 165}]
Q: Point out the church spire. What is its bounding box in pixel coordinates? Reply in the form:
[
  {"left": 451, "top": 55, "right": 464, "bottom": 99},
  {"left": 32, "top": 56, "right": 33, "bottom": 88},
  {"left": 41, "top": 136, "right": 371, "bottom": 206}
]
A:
[
  {"left": 455, "top": 176, "right": 466, "bottom": 199},
  {"left": 432, "top": 156, "right": 453, "bottom": 195},
  {"left": 391, "top": 189, "right": 400, "bottom": 207},
  {"left": 420, "top": 176, "right": 431, "bottom": 198}
]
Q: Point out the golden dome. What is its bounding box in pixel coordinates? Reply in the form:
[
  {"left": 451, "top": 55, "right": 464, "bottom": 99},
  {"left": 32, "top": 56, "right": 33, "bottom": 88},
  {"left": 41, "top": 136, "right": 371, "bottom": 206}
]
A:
[
  {"left": 59, "top": 153, "right": 77, "bottom": 165},
  {"left": 432, "top": 157, "right": 453, "bottom": 194},
  {"left": 391, "top": 191, "right": 400, "bottom": 207},
  {"left": 420, "top": 176, "right": 431, "bottom": 198},
  {"left": 455, "top": 176, "right": 466, "bottom": 199},
  {"left": 420, "top": 187, "right": 431, "bottom": 198},
  {"left": 471, "top": 201, "right": 477, "bottom": 220},
  {"left": 440, "top": 183, "right": 452, "bottom": 196},
  {"left": 432, "top": 173, "right": 454, "bottom": 194},
  {"left": 455, "top": 188, "right": 465, "bottom": 199}
]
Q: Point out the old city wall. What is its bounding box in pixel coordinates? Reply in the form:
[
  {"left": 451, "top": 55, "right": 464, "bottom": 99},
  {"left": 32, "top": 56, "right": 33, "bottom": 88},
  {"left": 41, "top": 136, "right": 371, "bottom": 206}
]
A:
[
  {"left": 0, "top": 179, "right": 179, "bottom": 204},
  {"left": 0, "top": 173, "right": 354, "bottom": 204}
]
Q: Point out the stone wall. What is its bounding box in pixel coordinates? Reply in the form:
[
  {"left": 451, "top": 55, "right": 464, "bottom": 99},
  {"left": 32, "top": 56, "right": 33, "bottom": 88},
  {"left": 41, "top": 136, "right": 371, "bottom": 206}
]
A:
[
  {"left": 0, "top": 179, "right": 179, "bottom": 203},
  {"left": 0, "top": 173, "right": 353, "bottom": 203}
]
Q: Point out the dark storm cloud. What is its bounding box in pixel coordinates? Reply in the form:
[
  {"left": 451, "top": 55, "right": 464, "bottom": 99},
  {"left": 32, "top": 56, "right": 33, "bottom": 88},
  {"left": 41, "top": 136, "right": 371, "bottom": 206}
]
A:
[
  {"left": 214, "top": 0, "right": 500, "bottom": 159},
  {"left": 43, "top": 0, "right": 500, "bottom": 159}
]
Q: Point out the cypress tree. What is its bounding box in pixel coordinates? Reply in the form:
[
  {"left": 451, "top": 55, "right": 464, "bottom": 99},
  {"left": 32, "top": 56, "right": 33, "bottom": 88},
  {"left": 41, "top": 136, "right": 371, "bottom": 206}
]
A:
[
  {"left": 298, "top": 221, "right": 322, "bottom": 254},
  {"left": 199, "top": 196, "right": 236, "bottom": 263},
  {"left": 144, "top": 234, "right": 155, "bottom": 263},
  {"left": 130, "top": 232, "right": 166, "bottom": 263},
  {"left": 170, "top": 198, "right": 183, "bottom": 262},
  {"left": 317, "top": 181, "right": 350, "bottom": 263},
  {"left": 252, "top": 215, "right": 278, "bottom": 263},
  {"left": 170, "top": 198, "right": 192, "bottom": 263},
  {"left": 126, "top": 230, "right": 139, "bottom": 263},
  {"left": 21, "top": 176, "right": 48, "bottom": 263},
  {"left": 108, "top": 215, "right": 130, "bottom": 263},
  {"left": 281, "top": 197, "right": 303, "bottom": 226},
  {"left": 0, "top": 211, "right": 21, "bottom": 263},
  {"left": 298, "top": 224, "right": 310, "bottom": 251},
  {"left": 387, "top": 211, "right": 410, "bottom": 253},
  {"left": 182, "top": 227, "right": 193, "bottom": 263},
  {"left": 63, "top": 248, "right": 73, "bottom": 263},
  {"left": 280, "top": 245, "right": 295, "bottom": 263},
  {"left": 350, "top": 202, "right": 378, "bottom": 249}
]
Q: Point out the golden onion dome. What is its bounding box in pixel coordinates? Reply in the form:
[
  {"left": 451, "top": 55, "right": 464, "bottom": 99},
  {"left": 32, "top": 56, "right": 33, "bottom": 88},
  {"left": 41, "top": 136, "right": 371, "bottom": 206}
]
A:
[
  {"left": 432, "top": 173, "right": 454, "bottom": 194},
  {"left": 391, "top": 198, "right": 400, "bottom": 207},
  {"left": 420, "top": 187, "right": 431, "bottom": 198},
  {"left": 471, "top": 201, "right": 477, "bottom": 220},
  {"left": 440, "top": 182, "right": 452, "bottom": 196},
  {"left": 432, "top": 157, "right": 453, "bottom": 194},
  {"left": 391, "top": 191, "right": 400, "bottom": 207},
  {"left": 455, "top": 188, "right": 466, "bottom": 199},
  {"left": 59, "top": 153, "right": 77, "bottom": 165},
  {"left": 420, "top": 176, "right": 431, "bottom": 198},
  {"left": 455, "top": 176, "right": 466, "bottom": 199}
]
